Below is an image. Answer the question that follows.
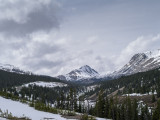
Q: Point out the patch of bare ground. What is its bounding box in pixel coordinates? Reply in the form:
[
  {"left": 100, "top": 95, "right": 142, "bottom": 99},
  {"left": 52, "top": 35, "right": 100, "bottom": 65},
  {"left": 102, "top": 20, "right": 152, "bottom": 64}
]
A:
[
  {"left": 108, "top": 87, "right": 125, "bottom": 97},
  {"left": 88, "top": 93, "right": 97, "bottom": 100},
  {"left": 88, "top": 87, "right": 125, "bottom": 101}
]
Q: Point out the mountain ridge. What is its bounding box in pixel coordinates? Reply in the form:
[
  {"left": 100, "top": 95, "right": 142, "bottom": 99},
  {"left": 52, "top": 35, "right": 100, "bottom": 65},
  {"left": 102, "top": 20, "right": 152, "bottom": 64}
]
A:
[
  {"left": 0, "top": 63, "right": 32, "bottom": 75},
  {"left": 107, "top": 49, "right": 160, "bottom": 78}
]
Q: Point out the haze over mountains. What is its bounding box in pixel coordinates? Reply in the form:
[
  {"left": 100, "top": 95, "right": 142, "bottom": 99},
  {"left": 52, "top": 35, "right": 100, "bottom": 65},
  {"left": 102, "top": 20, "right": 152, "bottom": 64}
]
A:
[{"left": 0, "top": 49, "right": 160, "bottom": 84}]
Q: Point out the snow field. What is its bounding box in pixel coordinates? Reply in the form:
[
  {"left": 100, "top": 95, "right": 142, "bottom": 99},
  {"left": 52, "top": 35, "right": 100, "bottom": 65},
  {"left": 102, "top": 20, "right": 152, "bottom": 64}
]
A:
[{"left": 23, "top": 81, "right": 67, "bottom": 88}]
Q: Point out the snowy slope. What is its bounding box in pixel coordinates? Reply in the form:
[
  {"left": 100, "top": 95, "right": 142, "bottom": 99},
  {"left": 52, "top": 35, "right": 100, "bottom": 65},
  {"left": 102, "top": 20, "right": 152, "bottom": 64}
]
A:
[
  {"left": 109, "top": 49, "right": 160, "bottom": 78},
  {"left": 0, "top": 63, "right": 32, "bottom": 75},
  {"left": 0, "top": 118, "right": 8, "bottom": 120},
  {"left": 23, "top": 81, "right": 67, "bottom": 88},
  {"left": 57, "top": 65, "right": 99, "bottom": 81},
  {"left": 0, "top": 96, "right": 108, "bottom": 120},
  {"left": 0, "top": 96, "right": 69, "bottom": 120}
]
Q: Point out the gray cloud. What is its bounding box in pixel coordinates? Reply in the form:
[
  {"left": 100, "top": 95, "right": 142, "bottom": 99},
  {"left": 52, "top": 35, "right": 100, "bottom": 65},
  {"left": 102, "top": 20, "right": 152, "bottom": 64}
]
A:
[
  {"left": 27, "top": 60, "right": 63, "bottom": 70},
  {"left": 0, "top": 0, "right": 61, "bottom": 36},
  {"left": 30, "top": 42, "right": 63, "bottom": 58},
  {"left": 21, "top": 40, "right": 65, "bottom": 72}
]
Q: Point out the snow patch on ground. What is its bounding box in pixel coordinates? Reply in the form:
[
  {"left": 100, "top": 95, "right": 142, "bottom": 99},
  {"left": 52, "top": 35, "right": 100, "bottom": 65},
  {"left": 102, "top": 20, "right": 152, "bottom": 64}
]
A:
[
  {"left": 23, "top": 81, "right": 67, "bottom": 88},
  {"left": 0, "top": 117, "right": 8, "bottom": 120},
  {"left": 123, "top": 91, "right": 157, "bottom": 96},
  {"left": 86, "top": 85, "right": 99, "bottom": 92}
]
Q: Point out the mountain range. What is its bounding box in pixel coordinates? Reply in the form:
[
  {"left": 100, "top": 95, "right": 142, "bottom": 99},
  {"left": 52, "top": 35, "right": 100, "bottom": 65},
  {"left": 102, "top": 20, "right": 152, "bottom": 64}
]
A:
[
  {"left": 1, "top": 49, "right": 160, "bottom": 84},
  {"left": 57, "top": 49, "right": 160, "bottom": 83}
]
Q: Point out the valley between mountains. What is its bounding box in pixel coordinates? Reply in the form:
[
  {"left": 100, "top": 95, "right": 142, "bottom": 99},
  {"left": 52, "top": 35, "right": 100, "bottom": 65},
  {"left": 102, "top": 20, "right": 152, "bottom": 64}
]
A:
[{"left": 0, "top": 49, "right": 160, "bottom": 120}]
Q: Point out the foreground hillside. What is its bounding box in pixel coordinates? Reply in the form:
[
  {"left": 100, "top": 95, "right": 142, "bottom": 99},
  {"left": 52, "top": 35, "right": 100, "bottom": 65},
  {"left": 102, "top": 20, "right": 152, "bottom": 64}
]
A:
[
  {"left": 0, "top": 96, "right": 66, "bottom": 120},
  {"left": 0, "top": 96, "right": 107, "bottom": 120}
]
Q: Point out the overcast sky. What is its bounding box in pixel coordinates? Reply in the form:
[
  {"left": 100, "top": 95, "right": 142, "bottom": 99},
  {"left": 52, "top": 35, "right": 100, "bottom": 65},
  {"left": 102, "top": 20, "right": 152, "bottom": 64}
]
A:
[{"left": 0, "top": 0, "right": 160, "bottom": 76}]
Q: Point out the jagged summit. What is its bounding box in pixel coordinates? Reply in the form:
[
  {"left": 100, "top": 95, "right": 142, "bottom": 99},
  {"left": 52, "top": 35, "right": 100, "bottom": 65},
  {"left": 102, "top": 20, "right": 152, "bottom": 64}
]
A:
[
  {"left": 145, "top": 49, "right": 160, "bottom": 58},
  {"left": 80, "top": 65, "right": 91, "bottom": 69},
  {"left": 57, "top": 65, "right": 99, "bottom": 81},
  {"left": 79, "top": 65, "right": 99, "bottom": 76}
]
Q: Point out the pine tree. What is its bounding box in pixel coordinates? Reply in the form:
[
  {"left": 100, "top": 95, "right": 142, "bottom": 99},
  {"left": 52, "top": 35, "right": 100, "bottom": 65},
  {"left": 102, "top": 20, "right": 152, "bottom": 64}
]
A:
[
  {"left": 56, "top": 97, "right": 60, "bottom": 109},
  {"left": 109, "top": 97, "right": 114, "bottom": 119},
  {"left": 140, "top": 106, "right": 145, "bottom": 120},
  {"left": 97, "top": 90, "right": 105, "bottom": 117},
  {"left": 157, "top": 88, "right": 160, "bottom": 98},
  {"left": 104, "top": 97, "right": 109, "bottom": 118},
  {"left": 66, "top": 95, "right": 70, "bottom": 110},
  {"left": 60, "top": 91, "right": 65, "bottom": 109},
  {"left": 73, "top": 89, "right": 78, "bottom": 111},
  {"left": 132, "top": 99, "right": 138, "bottom": 120},
  {"left": 152, "top": 108, "right": 159, "bottom": 120},
  {"left": 115, "top": 96, "right": 119, "bottom": 120},
  {"left": 78, "top": 97, "right": 82, "bottom": 113},
  {"left": 69, "top": 88, "right": 73, "bottom": 110},
  {"left": 120, "top": 103, "right": 125, "bottom": 120},
  {"left": 152, "top": 100, "right": 160, "bottom": 120},
  {"left": 126, "top": 96, "right": 132, "bottom": 120},
  {"left": 144, "top": 104, "right": 151, "bottom": 120}
]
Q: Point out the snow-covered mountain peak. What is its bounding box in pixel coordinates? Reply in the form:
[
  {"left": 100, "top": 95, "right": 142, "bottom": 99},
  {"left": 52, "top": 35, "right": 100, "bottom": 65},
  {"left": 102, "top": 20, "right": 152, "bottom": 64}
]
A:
[
  {"left": 79, "top": 65, "right": 99, "bottom": 75},
  {"left": 80, "top": 65, "right": 91, "bottom": 70},
  {"left": 57, "top": 65, "right": 99, "bottom": 81}
]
